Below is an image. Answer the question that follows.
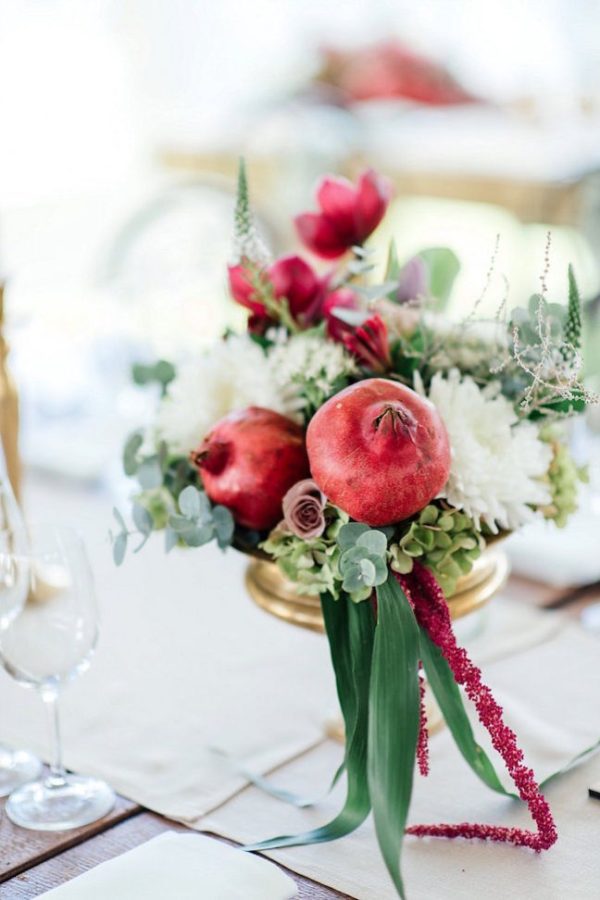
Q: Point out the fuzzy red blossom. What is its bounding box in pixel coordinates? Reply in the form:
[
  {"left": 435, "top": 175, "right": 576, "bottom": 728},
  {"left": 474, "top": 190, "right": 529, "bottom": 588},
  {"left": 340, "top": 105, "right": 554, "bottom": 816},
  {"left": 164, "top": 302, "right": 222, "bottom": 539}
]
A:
[
  {"left": 295, "top": 170, "right": 391, "bottom": 259},
  {"left": 397, "top": 562, "right": 557, "bottom": 853},
  {"left": 342, "top": 314, "right": 392, "bottom": 372}
]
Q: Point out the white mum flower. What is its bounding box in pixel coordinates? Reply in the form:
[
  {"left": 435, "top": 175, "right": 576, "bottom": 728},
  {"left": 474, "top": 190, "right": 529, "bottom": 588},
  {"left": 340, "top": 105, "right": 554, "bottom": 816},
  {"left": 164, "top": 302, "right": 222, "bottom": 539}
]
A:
[
  {"left": 157, "top": 335, "right": 297, "bottom": 454},
  {"left": 268, "top": 332, "right": 357, "bottom": 408},
  {"left": 425, "top": 370, "right": 552, "bottom": 533}
]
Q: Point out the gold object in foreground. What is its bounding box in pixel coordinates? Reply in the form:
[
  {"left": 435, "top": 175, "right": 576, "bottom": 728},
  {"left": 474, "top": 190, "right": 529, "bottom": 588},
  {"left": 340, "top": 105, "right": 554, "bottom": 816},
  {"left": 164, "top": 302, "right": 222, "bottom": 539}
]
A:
[
  {"left": 0, "top": 282, "right": 21, "bottom": 501},
  {"left": 246, "top": 544, "right": 510, "bottom": 634}
]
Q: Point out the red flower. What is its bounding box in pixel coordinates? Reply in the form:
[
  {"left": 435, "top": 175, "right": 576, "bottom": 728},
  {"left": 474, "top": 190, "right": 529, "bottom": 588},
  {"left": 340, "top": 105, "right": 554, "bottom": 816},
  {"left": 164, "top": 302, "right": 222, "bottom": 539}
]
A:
[
  {"left": 295, "top": 169, "right": 392, "bottom": 259},
  {"left": 228, "top": 255, "right": 322, "bottom": 327},
  {"left": 341, "top": 314, "right": 392, "bottom": 373},
  {"left": 321, "top": 288, "right": 362, "bottom": 341}
]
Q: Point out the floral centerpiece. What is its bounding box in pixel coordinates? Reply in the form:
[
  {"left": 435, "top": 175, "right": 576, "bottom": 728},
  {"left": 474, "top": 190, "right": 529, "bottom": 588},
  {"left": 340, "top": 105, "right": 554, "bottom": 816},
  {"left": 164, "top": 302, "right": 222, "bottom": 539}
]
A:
[{"left": 114, "top": 162, "right": 593, "bottom": 898}]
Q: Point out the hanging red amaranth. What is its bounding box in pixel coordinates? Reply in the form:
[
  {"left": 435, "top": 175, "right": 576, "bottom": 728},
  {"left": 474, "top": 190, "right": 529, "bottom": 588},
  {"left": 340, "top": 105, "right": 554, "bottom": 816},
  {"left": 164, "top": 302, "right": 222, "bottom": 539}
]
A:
[
  {"left": 397, "top": 563, "right": 557, "bottom": 852},
  {"left": 417, "top": 666, "right": 430, "bottom": 777}
]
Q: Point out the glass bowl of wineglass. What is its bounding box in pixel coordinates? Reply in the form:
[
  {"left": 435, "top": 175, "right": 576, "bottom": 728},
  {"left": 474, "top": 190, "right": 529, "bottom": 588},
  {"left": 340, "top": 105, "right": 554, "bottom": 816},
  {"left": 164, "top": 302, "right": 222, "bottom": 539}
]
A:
[
  {"left": 0, "top": 523, "right": 115, "bottom": 830},
  {"left": 0, "top": 475, "right": 41, "bottom": 795}
]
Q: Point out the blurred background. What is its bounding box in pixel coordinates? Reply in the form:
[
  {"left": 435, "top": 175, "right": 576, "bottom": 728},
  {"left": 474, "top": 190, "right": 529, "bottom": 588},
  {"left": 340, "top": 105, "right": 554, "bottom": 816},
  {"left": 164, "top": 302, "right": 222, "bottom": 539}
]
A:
[{"left": 1, "top": 0, "right": 600, "bottom": 497}]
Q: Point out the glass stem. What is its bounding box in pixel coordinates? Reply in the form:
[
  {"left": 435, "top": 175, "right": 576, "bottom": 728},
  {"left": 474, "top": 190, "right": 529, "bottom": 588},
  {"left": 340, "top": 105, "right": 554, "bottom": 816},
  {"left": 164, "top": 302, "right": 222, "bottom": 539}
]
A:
[{"left": 44, "top": 692, "right": 66, "bottom": 787}]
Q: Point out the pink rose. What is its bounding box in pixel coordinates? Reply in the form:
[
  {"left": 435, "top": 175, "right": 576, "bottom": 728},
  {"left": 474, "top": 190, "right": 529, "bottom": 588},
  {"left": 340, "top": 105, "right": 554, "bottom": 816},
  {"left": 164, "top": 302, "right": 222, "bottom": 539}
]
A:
[{"left": 282, "top": 479, "right": 326, "bottom": 539}]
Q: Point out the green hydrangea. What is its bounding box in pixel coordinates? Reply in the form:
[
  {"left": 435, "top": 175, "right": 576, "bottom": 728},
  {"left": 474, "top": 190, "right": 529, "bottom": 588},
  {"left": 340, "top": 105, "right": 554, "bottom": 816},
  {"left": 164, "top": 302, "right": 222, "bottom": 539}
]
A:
[
  {"left": 388, "top": 504, "right": 483, "bottom": 597},
  {"left": 261, "top": 508, "right": 349, "bottom": 599},
  {"left": 540, "top": 432, "right": 588, "bottom": 527}
]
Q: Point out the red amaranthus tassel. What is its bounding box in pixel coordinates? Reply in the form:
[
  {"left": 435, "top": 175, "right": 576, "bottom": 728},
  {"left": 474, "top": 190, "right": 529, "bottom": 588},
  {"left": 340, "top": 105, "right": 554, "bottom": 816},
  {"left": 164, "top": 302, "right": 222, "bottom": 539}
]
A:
[
  {"left": 417, "top": 665, "right": 430, "bottom": 777},
  {"left": 397, "top": 562, "right": 557, "bottom": 852},
  {"left": 342, "top": 314, "right": 392, "bottom": 372}
]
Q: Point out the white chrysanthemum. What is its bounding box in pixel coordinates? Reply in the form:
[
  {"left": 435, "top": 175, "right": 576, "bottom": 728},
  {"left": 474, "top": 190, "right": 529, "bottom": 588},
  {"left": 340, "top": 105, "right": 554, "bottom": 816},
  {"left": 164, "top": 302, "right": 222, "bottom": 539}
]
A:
[
  {"left": 268, "top": 332, "right": 357, "bottom": 408},
  {"left": 425, "top": 370, "right": 552, "bottom": 533},
  {"left": 157, "top": 335, "right": 297, "bottom": 454}
]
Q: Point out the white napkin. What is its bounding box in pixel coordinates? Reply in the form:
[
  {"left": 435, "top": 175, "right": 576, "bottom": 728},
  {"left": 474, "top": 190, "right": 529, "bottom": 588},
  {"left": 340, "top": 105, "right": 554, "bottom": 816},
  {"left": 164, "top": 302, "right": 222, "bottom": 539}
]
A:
[
  {"left": 505, "top": 511, "right": 600, "bottom": 587},
  {"left": 39, "top": 832, "right": 297, "bottom": 899}
]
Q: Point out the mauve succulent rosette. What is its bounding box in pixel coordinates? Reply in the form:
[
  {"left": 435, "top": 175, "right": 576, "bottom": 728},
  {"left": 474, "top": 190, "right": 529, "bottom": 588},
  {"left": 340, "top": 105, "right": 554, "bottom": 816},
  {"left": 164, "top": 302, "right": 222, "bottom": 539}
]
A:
[{"left": 115, "top": 161, "right": 596, "bottom": 900}]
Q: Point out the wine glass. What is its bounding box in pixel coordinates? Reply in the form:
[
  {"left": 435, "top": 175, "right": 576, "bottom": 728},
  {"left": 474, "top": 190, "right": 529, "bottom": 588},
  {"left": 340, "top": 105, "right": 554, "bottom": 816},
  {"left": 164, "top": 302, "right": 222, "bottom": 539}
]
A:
[
  {"left": 0, "top": 475, "right": 41, "bottom": 795},
  {"left": 0, "top": 524, "right": 115, "bottom": 830}
]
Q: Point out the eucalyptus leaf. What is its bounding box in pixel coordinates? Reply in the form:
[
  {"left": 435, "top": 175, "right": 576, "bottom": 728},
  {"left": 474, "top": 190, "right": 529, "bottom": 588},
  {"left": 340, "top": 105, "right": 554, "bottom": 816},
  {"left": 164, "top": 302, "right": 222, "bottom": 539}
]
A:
[
  {"left": 340, "top": 545, "right": 367, "bottom": 571},
  {"left": 112, "top": 531, "right": 128, "bottom": 566},
  {"left": 169, "top": 514, "right": 195, "bottom": 533},
  {"left": 132, "top": 503, "right": 153, "bottom": 537},
  {"left": 359, "top": 557, "right": 376, "bottom": 582},
  {"left": 342, "top": 566, "right": 366, "bottom": 593},
  {"left": 132, "top": 359, "right": 176, "bottom": 396},
  {"left": 357, "top": 282, "right": 399, "bottom": 302},
  {"left": 113, "top": 507, "right": 127, "bottom": 532},
  {"left": 212, "top": 505, "right": 235, "bottom": 548},
  {"left": 137, "top": 457, "right": 163, "bottom": 490},
  {"left": 356, "top": 530, "right": 387, "bottom": 557},
  {"left": 180, "top": 524, "right": 214, "bottom": 547},
  {"left": 178, "top": 485, "right": 203, "bottom": 519},
  {"left": 123, "top": 432, "right": 143, "bottom": 476},
  {"left": 372, "top": 556, "right": 389, "bottom": 584},
  {"left": 327, "top": 307, "right": 368, "bottom": 328},
  {"left": 337, "top": 523, "right": 370, "bottom": 550},
  {"left": 165, "top": 527, "right": 178, "bottom": 553}
]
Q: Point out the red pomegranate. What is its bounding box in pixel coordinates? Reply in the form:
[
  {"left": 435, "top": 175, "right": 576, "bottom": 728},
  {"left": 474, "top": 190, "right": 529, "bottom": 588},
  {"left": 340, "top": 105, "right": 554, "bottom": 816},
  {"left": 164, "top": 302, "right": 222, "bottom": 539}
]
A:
[
  {"left": 191, "top": 407, "right": 309, "bottom": 531},
  {"left": 306, "top": 379, "right": 450, "bottom": 526}
]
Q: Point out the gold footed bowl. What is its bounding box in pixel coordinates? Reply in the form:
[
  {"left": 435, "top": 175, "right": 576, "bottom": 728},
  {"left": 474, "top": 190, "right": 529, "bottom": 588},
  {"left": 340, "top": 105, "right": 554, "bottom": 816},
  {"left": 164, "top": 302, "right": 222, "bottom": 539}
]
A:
[
  {"left": 246, "top": 545, "right": 510, "bottom": 740},
  {"left": 246, "top": 545, "right": 510, "bottom": 633}
]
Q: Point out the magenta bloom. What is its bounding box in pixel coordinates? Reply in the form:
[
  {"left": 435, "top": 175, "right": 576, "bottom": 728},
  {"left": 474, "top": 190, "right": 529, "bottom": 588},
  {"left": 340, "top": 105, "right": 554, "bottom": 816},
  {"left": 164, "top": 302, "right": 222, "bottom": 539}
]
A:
[
  {"left": 295, "top": 169, "right": 392, "bottom": 259},
  {"left": 228, "top": 255, "right": 322, "bottom": 326},
  {"left": 282, "top": 479, "right": 326, "bottom": 539},
  {"left": 228, "top": 255, "right": 362, "bottom": 335}
]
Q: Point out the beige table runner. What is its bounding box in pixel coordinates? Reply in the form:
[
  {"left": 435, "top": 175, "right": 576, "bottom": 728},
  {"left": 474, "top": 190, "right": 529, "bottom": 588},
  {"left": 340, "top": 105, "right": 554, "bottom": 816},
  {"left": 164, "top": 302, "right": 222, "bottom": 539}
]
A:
[
  {"left": 0, "top": 479, "right": 338, "bottom": 819},
  {"left": 1, "top": 476, "right": 593, "bottom": 860},
  {"left": 201, "top": 625, "right": 600, "bottom": 899}
]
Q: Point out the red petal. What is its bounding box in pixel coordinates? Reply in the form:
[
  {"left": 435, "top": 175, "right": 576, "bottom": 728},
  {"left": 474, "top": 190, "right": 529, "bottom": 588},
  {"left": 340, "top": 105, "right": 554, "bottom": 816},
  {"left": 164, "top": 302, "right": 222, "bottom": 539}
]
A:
[
  {"left": 294, "top": 213, "right": 349, "bottom": 259},
  {"left": 316, "top": 176, "right": 357, "bottom": 241},
  {"left": 322, "top": 288, "right": 361, "bottom": 341},
  {"left": 354, "top": 169, "right": 392, "bottom": 241},
  {"left": 268, "top": 255, "right": 320, "bottom": 318},
  {"left": 227, "top": 264, "right": 267, "bottom": 316}
]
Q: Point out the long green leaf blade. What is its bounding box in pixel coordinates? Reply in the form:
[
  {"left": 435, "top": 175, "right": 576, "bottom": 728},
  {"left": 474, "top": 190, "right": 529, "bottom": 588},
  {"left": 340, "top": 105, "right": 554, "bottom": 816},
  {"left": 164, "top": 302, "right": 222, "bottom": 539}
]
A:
[
  {"left": 245, "top": 594, "right": 374, "bottom": 851},
  {"left": 369, "top": 575, "right": 421, "bottom": 900}
]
